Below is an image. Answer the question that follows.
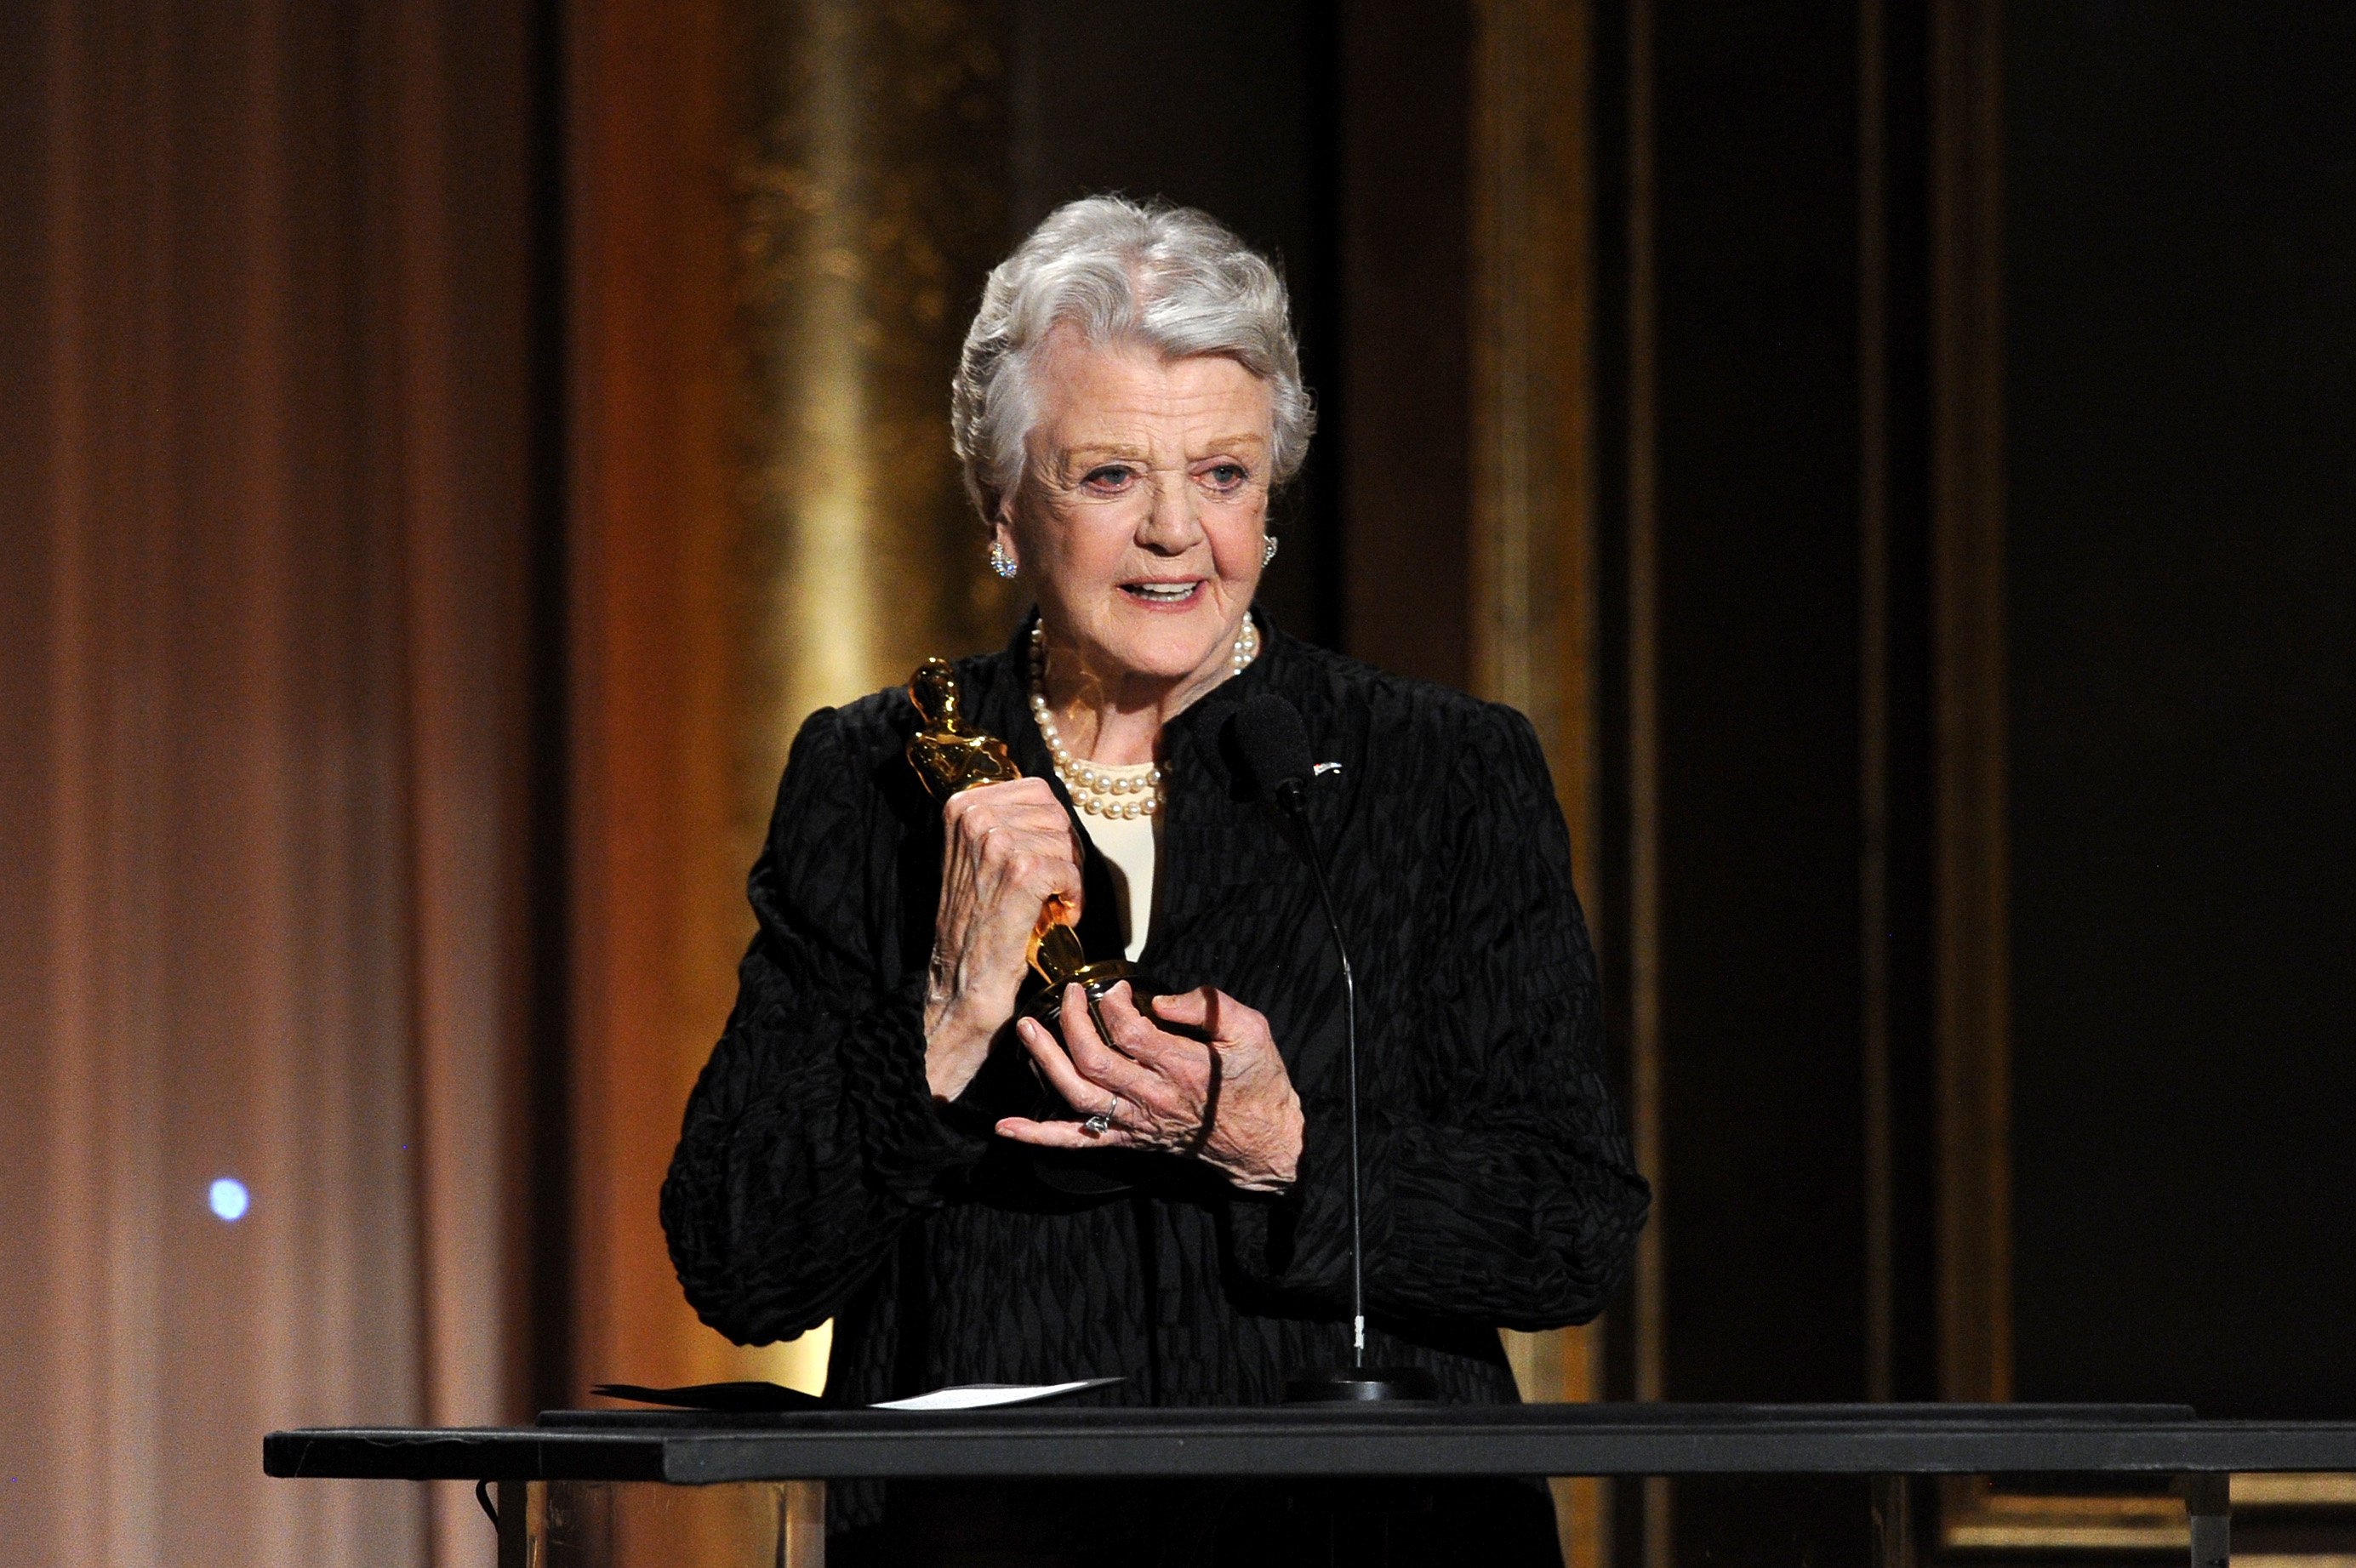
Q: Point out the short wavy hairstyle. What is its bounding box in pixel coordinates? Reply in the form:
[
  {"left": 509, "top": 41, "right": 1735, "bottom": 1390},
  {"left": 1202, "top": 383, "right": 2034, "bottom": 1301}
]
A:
[{"left": 950, "top": 195, "right": 1315, "bottom": 523}]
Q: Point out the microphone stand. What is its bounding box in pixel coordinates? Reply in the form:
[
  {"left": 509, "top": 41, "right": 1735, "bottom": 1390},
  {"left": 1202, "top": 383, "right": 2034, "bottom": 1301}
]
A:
[{"left": 1274, "top": 777, "right": 1438, "bottom": 1404}]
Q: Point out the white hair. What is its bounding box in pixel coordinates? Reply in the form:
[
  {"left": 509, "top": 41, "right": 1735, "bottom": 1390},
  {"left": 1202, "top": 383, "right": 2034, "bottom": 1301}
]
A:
[{"left": 950, "top": 195, "right": 1315, "bottom": 522}]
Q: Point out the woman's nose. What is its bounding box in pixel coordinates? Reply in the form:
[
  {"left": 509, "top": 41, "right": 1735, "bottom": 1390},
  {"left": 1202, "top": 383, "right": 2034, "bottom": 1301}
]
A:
[{"left": 1138, "top": 473, "right": 1206, "bottom": 552}]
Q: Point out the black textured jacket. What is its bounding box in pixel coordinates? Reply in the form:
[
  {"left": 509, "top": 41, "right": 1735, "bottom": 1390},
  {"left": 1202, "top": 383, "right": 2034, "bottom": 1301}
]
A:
[{"left": 661, "top": 616, "right": 1649, "bottom": 1530}]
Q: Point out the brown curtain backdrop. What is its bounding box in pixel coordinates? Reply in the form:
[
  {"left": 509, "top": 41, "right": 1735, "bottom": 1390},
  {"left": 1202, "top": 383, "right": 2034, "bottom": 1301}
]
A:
[{"left": 0, "top": 3, "right": 549, "bottom": 1566}]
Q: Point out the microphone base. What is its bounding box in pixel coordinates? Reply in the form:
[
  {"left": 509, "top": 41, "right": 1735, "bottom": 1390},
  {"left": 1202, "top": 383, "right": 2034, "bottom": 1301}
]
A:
[{"left": 1282, "top": 1366, "right": 1440, "bottom": 1403}]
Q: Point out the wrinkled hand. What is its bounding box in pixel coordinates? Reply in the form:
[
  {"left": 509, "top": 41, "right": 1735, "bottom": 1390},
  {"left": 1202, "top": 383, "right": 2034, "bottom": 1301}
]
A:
[
  {"left": 995, "top": 983, "right": 1304, "bottom": 1192},
  {"left": 923, "top": 778, "right": 1082, "bottom": 1101}
]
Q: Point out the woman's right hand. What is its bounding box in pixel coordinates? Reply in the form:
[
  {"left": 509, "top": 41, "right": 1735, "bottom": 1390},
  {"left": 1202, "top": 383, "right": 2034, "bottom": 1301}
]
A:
[{"left": 923, "top": 777, "right": 1082, "bottom": 1101}]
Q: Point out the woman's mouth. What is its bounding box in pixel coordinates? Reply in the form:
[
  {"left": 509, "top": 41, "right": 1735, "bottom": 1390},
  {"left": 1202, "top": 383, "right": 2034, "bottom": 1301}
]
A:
[{"left": 1121, "top": 579, "right": 1203, "bottom": 607}]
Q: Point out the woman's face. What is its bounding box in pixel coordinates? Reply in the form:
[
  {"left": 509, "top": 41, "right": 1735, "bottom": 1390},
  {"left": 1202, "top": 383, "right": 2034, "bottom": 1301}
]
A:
[{"left": 1002, "top": 331, "right": 1271, "bottom": 697}]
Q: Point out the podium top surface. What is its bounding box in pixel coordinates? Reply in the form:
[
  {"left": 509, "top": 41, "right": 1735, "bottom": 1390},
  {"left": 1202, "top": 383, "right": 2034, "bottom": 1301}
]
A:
[{"left": 264, "top": 1403, "right": 2356, "bottom": 1485}]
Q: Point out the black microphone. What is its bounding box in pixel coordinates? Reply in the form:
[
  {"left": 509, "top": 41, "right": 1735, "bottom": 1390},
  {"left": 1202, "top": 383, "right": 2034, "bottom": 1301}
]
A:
[
  {"left": 1229, "top": 694, "right": 1436, "bottom": 1403},
  {"left": 1230, "top": 693, "right": 1316, "bottom": 810}
]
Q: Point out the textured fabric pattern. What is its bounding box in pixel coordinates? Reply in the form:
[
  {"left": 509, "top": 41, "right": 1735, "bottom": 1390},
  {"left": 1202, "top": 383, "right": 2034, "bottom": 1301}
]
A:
[{"left": 660, "top": 615, "right": 1651, "bottom": 1540}]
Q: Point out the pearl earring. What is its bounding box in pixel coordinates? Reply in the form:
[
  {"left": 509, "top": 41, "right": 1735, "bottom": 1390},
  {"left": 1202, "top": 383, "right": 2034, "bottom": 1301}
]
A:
[
  {"left": 989, "top": 540, "right": 1018, "bottom": 579},
  {"left": 1261, "top": 535, "right": 1280, "bottom": 567}
]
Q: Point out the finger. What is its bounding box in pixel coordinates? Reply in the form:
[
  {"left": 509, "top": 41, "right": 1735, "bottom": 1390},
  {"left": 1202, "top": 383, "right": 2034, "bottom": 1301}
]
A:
[
  {"left": 996, "top": 776, "right": 1064, "bottom": 811},
  {"left": 956, "top": 809, "right": 1075, "bottom": 858},
  {"left": 1000, "top": 848, "right": 1080, "bottom": 901},
  {"left": 971, "top": 821, "right": 1078, "bottom": 864},
  {"left": 943, "top": 787, "right": 1041, "bottom": 848},
  {"left": 1145, "top": 984, "right": 1218, "bottom": 1029},
  {"left": 968, "top": 838, "right": 1082, "bottom": 927},
  {"left": 1149, "top": 984, "right": 1259, "bottom": 1046},
  {"left": 1092, "top": 983, "right": 1180, "bottom": 1065},
  {"left": 994, "top": 1116, "right": 1140, "bottom": 1149},
  {"left": 1013, "top": 1014, "right": 1102, "bottom": 1109},
  {"left": 951, "top": 784, "right": 1070, "bottom": 839},
  {"left": 1019, "top": 847, "right": 1085, "bottom": 905},
  {"left": 955, "top": 776, "right": 1058, "bottom": 811},
  {"left": 969, "top": 801, "right": 1081, "bottom": 836},
  {"left": 970, "top": 818, "right": 1078, "bottom": 875},
  {"left": 1057, "top": 985, "right": 1158, "bottom": 1095}
]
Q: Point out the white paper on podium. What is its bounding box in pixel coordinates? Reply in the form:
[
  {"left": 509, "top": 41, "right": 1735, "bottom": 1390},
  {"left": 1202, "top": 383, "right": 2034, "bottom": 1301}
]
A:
[{"left": 870, "top": 1377, "right": 1122, "bottom": 1411}]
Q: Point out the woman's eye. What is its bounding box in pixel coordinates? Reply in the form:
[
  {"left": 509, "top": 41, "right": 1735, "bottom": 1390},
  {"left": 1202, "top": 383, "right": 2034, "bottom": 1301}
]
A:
[
  {"left": 1203, "top": 464, "right": 1251, "bottom": 491},
  {"left": 1081, "top": 465, "right": 1136, "bottom": 491}
]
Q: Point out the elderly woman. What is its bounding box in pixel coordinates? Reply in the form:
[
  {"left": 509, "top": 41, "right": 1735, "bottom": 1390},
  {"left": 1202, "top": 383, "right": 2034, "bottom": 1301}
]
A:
[{"left": 662, "top": 197, "right": 1648, "bottom": 1566}]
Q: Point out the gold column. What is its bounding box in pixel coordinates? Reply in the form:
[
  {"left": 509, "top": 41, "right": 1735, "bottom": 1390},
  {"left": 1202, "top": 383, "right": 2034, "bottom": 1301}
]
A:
[
  {"left": 737, "top": 0, "right": 1020, "bottom": 762},
  {"left": 1469, "top": 3, "right": 1607, "bottom": 1566},
  {"left": 567, "top": 0, "right": 1011, "bottom": 1559},
  {"left": 724, "top": 0, "right": 1019, "bottom": 1394}
]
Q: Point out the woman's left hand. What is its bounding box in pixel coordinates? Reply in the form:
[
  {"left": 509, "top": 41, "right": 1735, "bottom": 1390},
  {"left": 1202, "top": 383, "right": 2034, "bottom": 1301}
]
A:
[{"left": 995, "top": 982, "right": 1304, "bottom": 1192}]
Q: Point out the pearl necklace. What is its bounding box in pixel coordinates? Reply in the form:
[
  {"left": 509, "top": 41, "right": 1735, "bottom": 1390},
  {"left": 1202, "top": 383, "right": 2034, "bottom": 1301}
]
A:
[{"left": 1029, "top": 618, "right": 1260, "bottom": 818}]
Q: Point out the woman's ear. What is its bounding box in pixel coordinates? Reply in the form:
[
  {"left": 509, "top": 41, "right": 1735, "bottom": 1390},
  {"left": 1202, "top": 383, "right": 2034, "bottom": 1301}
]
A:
[{"left": 991, "top": 495, "right": 1026, "bottom": 552}]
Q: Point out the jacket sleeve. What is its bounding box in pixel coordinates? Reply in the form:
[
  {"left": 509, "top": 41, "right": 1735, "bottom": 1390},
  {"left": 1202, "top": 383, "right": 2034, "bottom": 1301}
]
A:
[
  {"left": 660, "top": 707, "right": 988, "bottom": 1346},
  {"left": 1228, "top": 704, "right": 1651, "bottom": 1331}
]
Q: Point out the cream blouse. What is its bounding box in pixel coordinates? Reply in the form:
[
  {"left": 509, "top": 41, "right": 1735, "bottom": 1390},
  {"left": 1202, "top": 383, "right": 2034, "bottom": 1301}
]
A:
[{"left": 1072, "top": 759, "right": 1159, "bottom": 961}]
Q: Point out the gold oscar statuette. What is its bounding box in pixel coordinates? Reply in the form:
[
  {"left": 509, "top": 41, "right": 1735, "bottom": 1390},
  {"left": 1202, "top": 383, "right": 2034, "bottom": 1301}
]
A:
[{"left": 904, "top": 657, "right": 1134, "bottom": 999}]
